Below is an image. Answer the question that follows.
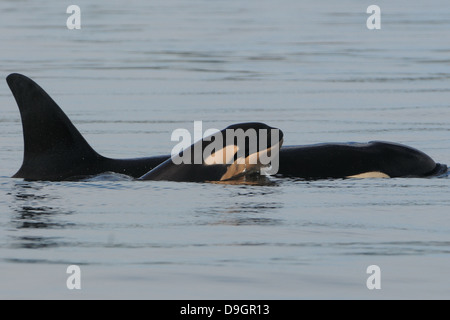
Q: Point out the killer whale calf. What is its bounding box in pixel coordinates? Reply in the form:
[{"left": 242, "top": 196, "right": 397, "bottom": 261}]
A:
[
  {"left": 140, "top": 122, "right": 283, "bottom": 182},
  {"left": 6, "top": 73, "right": 447, "bottom": 181}
]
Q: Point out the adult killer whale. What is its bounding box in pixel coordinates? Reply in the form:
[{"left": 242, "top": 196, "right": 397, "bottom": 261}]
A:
[
  {"left": 6, "top": 73, "right": 447, "bottom": 181},
  {"left": 6, "top": 73, "right": 282, "bottom": 182},
  {"left": 279, "top": 143, "right": 446, "bottom": 179},
  {"left": 6, "top": 73, "right": 168, "bottom": 181}
]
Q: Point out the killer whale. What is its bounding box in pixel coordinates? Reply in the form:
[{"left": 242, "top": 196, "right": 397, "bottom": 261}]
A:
[
  {"left": 140, "top": 122, "right": 283, "bottom": 182},
  {"left": 278, "top": 142, "right": 446, "bottom": 179},
  {"left": 6, "top": 73, "right": 447, "bottom": 181},
  {"left": 6, "top": 73, "right": 168, "bottom": 181}
]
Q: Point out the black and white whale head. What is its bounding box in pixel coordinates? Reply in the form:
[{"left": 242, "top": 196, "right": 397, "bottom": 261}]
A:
[{"left": 140, "top": 122, "right": 284, "bottom": 182}]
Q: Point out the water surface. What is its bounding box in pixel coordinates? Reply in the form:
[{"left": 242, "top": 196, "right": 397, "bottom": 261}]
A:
[{"left": 1, "top": 0, "right": 450, "bottom": 299}]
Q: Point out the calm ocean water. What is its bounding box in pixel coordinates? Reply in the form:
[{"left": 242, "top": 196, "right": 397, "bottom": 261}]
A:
[{"left": 1, "top": 0, "right": 450, "bottom": 299}]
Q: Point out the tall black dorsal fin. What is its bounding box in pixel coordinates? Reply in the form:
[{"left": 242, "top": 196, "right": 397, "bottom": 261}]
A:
[{"left": 7, "top": 73, "right": 103, "bottom": 180}]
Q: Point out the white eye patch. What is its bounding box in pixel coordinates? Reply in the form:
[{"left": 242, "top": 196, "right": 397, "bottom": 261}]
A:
[{"left": 204, "top": 145, "right": 239, "bottom": 165}]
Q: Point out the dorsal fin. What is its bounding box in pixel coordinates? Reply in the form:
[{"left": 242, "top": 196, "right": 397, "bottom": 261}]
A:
[{"left": 7, "top": 73, "right": 103, "bottom": 180}]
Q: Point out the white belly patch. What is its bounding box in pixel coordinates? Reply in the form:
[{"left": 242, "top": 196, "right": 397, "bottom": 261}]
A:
[{"left": 347, "top": 171, "right": 390, "bottom": 179}]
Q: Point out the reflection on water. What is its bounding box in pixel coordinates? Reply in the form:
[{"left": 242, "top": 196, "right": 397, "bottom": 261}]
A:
[
  {"left": 8, "top": 236, "right": 61, "bottom": 250},
  {"left": 9, "top": 182, "right": 71, "bottom": 227},
  {"left": 211, "top": 174, "right": 276, "bottom": 186},
  {"left": 7, "top": 181, "right": 73, "bottom": 249},
  {"left": 197, "top": 184, "right": 284, "bottom": 226},
  {"left": 339, "top": 241, "right": 450, "bottom": 256}
]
